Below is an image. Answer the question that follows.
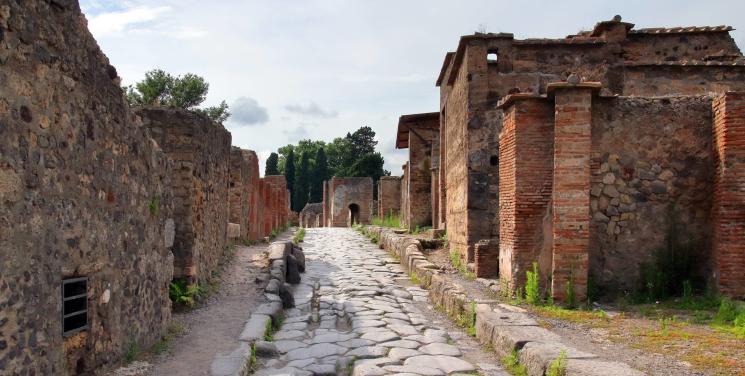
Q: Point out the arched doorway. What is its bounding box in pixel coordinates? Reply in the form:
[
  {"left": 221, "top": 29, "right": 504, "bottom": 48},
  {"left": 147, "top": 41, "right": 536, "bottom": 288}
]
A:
[{"left": 348, "top": 203, "right": 360, "bottom": 226}]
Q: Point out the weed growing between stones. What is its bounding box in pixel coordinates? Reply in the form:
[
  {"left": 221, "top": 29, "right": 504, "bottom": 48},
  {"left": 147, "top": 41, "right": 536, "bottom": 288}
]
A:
[
  {"left": 501, "top": 349, "right": 528, "bottom": 376},
  {"left": 449, "top": 249, "right": 476, "bottom": 280},
  {"left": 148, "top": 197, "right": 160, "bottom": 216},
  {"left": 455, "top": 301, "right": 478, "bottom": 337},
  {"left": 714, "top": 298, "right": 745, "bottom": 338},
  {"left": 123, "top": 340, "right": 140, "bottom": 364},
  {"left": 546, "top": 350, "right": 568, "bottom": 376},
  {"left": 409, "top": 272, "right": 421, "bottom": 285},
  {"left": 525, "top": 262, "right": 540, "bottom": 305},
  {"left": 292, "top": 227, "right": 306, "bottom": 244}
]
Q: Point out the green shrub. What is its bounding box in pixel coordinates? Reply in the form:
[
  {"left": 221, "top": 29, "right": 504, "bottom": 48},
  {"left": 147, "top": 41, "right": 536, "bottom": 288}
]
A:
[
  {"left": 565, "top": 274, "right": 576, "bottom": 309},
  {"left": 715, "top": 298, "right": 739, "bottom": 324},
  {"left": 371, "top": 212, "right": 402, "bottom": 228},
  {"left": 169, "top": 279, "right": 206, "bottom": 308},
  {"left": 148, "top": 197, "right": 159, "bottom": 216},
  {"left": 502, "top": 349, "right": 528, "bottom": 376},
  {"left": 525, "top": 263, "right": 541, "bottom": 306}
]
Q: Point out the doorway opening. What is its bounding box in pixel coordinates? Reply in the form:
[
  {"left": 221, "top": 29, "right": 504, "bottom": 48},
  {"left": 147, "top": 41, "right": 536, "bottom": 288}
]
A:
[{"left": 348, "top": 203, "right": 360, "bottom": 226}]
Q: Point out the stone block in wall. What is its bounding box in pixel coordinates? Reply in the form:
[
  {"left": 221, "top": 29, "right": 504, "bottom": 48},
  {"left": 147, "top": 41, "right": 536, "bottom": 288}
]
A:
[{"left": 475, "top": 240, "right": 500, "bottom": 278}]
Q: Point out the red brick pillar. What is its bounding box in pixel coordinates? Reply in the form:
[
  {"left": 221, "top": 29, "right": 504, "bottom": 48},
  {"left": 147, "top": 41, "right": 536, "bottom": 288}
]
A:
[
  {"left": 551, "top": 86, "right": 593, "bottom": 302},
  {"left": 498, "top": 96, "right": 554, "bottom": 289},
  {"left": 713, "top": 92, "right": 745, "bottom": 298},
  {"left": 263, "top": 180, "right": 271, "bottom": 237}
]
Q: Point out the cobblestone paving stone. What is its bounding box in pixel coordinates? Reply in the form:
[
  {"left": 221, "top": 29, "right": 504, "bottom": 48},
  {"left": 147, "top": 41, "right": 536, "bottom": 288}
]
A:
[{"left": 254, "top": 228, "right": 507, "bottom": 376}]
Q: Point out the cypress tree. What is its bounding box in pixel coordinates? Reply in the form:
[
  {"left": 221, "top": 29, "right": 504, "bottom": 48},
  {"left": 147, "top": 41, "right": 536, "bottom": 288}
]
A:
[
  {"left": 265, "top": 152, "right": 279, "bottom": 176},
  {"left": 294, "top": 152, "right": 311, "bottom": 212},
  {"left": 284, "top": 149, "right": 296, "bottom": 209},
  {"left": 310, "top": 148, "right": 328, "bottom": 202}
]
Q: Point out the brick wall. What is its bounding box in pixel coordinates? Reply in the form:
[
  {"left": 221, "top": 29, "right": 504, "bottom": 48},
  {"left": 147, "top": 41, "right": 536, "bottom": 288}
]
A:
[
  {"left": 0, "top": 2, "right": 175, "bottom": 372},
  {"left": 498, "top": 97, "right": 555, "bottom": 290},
  {"left": 139, "top": 107, "right": 231, "bottom": 284},
  {"left": 229, "top": 147, "right": 251, "bottom": 241},
  {"left": 245, "top": 151, "right": 262, "bottom": 242},
  {"left": 407, "top": 126, "right": 437, "bottom": 228},
  {"left": 400, "top": 164, "right": 409, "bottom": 226},
  {"left": 378, "top": 176, "right": 402, "bottom": 218},
  {"left": 713, "top": 92, "right": 745, "bottom": 298},
  {"left": 551, "top": 87, "right": 593, "bottom": 302}
]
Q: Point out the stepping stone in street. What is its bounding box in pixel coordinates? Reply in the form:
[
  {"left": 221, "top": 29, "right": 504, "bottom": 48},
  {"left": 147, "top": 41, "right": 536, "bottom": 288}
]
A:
[{"left": 420, "top": 343, "right": 462, "bottom": 356}]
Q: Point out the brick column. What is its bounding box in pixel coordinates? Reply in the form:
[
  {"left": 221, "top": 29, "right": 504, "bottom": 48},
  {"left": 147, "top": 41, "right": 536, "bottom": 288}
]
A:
[
  {"left": 551, "top": 86, "right": 594, "bottom": 302},
  {"left": 713, "top": 92, "right": 745, "bottom": 298},
  {"left": 498, "top": 96, "right": 554, "bottom": 290}
]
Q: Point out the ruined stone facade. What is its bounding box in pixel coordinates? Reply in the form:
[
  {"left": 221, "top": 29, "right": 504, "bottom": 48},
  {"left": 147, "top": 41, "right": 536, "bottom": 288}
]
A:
[
  {"left": 396, "top": 16, "right": 745, "bottom": 299},
  {"left": 323, "top": 177, "right": 374, "bottom": 227},
  {"left": 299, "top": 202, "right": 323, "bottom": 228},
  {"left": 229, "top": 147, "right": 251, "bottom": 241},
  {"left": 396, "top": 113, "right": 439, "bottom": 229},
  {"left": 138, "top": 107, "right": 232, "bottom": 283},
  {"left": 0, "top": 2, "right": 175, "bottom": 373},
  {"left": 377, "top": 176, "right": 402, "bottom": 219}
]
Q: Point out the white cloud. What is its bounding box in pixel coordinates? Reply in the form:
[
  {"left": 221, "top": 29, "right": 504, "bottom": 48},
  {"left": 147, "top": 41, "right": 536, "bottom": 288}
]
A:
[
  {"left": 88, "top": 6, "right": 171, "bottom": 36},
  {"left": 229, "top": 97, "right": 269, "bottom": 126},
  {"left": 285, "top": 103, "right": 338, "bottom": 118}
]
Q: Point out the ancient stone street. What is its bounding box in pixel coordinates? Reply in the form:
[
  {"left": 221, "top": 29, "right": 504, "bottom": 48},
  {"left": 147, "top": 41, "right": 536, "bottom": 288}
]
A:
[{"left": 254, "top": 228, "right": 506, "bottom": 375}]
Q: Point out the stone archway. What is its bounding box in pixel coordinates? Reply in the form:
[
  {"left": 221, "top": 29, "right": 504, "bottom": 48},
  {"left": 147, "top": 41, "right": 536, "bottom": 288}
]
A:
[{"left": 348, "top": 203, "right": 360, "bottom": 226}]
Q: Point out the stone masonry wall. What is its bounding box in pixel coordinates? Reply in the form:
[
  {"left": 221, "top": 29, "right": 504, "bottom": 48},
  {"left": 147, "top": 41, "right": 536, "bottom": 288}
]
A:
[
  {"left": 590, "top": 96, "right": 715, "bottom": 293},
  {"left": 229, "top": 147, "right": 250, "bottom": 241},
  {"left": 377, "top": 176, "right": 401, "bottom": 218},
  {"left": 138, "top": 107, "right": 232, "bottom": 283},
  {"left": 0, "top": 1, "right": 175, "bottom": 373}
]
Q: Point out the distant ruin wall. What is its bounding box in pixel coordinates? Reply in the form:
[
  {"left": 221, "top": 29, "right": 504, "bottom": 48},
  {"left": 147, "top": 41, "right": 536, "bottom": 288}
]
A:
[
  {"left": 138, "top": 107, "right": 232, "bottom": 283},
  {"left": 378, "top": 176, "right": 401, "bottom": 219},
  {"left": 0, "top": 1, "right": 174, "bottom": 373},
  {"left": 328, "top": 177, "right": 374, "bottom": 227}
]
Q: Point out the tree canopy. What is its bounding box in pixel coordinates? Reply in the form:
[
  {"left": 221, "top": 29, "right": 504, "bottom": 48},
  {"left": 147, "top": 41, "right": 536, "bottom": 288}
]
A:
[
  {"left": 265, "top": 153, "right": 280, "bottom": 176},
  {"left": 270, "top": 125, "right": 390, "bottom": 211},
  {"left": 124, "top": 69, "right": 230, "bottom": 124}
]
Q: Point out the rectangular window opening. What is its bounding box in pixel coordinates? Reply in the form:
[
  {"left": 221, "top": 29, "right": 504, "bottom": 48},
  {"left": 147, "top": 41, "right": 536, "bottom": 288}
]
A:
[{"left": 62, "top": 277, "right": 88, "bottom": 337}]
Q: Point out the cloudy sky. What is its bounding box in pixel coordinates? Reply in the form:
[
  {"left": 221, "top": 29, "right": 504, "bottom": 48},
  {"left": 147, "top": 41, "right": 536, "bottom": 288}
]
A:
[{"left": 80, "top": 0, "right": 745, "bottom": 175}]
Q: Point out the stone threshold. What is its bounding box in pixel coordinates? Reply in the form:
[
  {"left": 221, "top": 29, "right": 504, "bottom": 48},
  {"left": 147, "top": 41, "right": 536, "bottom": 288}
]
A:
[
  {"left": 363, "top": 225, "right": 645, "bottom": 376},
  {"left": 210, "top": 240, "right": 302, "bottom": 376}
]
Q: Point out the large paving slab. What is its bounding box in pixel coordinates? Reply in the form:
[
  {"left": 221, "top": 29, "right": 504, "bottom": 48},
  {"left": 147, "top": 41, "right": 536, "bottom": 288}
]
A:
[{"left": 252, "top": 228, "right": 508, "bottom": 375}]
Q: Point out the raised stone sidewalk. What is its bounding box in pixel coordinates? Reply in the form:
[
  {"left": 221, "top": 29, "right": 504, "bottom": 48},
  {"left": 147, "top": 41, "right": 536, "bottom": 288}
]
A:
[{"left": 364, "top": 225, "right": 645, "bottom": 376}]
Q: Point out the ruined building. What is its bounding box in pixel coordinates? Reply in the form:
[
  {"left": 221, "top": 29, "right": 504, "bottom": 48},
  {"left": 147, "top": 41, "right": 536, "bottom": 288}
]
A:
[
  {"left": 0, "top": 2, "right": 292, "bottom": 373},
  {"left": 377, "top": 176, "right": 402, "bottom": 219},
  {"left": 299, "top": 202, "right": 324, "bottom": 228},
  {"left": 397, "top": 16, "right": 745, "bottom": 300},
  {"left": 323, "top": 177, "right": 374, "bottom": 227},
  {"left": 395, "top": 113, "right": 439, "bottom": 229}
]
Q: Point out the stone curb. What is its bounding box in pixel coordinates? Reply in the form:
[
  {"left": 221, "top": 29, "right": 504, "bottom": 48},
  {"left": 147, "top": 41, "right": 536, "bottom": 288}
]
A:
[
  {"left": 209, "top": 240, "right": 298, "bottom": 376},
  {"left": 363, "top": 226, "right": 645, "bottom": 376}
]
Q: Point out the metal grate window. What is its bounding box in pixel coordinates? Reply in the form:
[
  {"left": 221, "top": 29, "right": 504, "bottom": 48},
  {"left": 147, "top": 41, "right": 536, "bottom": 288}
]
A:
[{"left": 62, "top": 277, "right": 88, "bottom": 337}]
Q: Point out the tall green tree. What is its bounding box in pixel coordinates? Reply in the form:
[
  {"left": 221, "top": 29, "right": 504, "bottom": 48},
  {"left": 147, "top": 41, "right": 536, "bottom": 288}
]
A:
[
  {"left": 294, "top": 152, "right": 311, "bottom": 212},
  {"left": 265, "top": 153, "right": 279, "bottom": 176},
  {"left": 284, "top": 148, "right": 296, "bottom": 208},
  {"left": 310, "top": 148, "right": 328, "bottom": 202},
  {"left": 347, "top": 126, "right": 377, "bottom": 156},
  {"left": 124, "top": 69, "right": 230, "bottom": 124}
]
